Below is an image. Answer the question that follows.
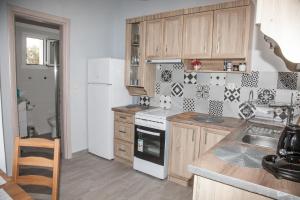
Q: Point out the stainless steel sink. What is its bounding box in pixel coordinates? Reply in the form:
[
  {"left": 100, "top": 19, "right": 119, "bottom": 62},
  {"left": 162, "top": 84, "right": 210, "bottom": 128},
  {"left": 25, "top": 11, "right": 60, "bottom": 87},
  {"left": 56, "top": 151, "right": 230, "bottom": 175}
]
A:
[
  {"left": 241, "top": 134, "right": 279, "bottom": 149},
  {"left": 193, "top": 115, "right": 224, "bottom": 123}
]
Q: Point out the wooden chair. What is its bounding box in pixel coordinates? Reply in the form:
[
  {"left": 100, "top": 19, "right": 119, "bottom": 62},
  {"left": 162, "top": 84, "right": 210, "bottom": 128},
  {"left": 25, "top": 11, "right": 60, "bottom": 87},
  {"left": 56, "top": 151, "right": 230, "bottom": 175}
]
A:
[{"left": 12, "top": 137, "right": 60, "bottom": 200}]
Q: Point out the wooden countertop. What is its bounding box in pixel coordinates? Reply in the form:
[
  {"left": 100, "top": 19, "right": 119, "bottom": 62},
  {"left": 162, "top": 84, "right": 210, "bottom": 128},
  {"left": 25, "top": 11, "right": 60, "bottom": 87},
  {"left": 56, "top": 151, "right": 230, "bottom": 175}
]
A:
[
  {"left": 167, "top": 112, "right": 245, "bottom": 132},
  {"left": 112, "top": 105, "right": 156, "bottom": 114},
  {"left": 188, "top": 123, "right": 300, "bottom": 199}
]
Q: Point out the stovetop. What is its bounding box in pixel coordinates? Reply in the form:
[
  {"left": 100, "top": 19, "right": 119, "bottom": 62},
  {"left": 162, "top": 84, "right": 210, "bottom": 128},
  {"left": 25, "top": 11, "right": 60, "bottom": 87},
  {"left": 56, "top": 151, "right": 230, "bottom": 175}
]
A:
[{"left": 136, "top": 108, "right": 181, "bottom": 120}]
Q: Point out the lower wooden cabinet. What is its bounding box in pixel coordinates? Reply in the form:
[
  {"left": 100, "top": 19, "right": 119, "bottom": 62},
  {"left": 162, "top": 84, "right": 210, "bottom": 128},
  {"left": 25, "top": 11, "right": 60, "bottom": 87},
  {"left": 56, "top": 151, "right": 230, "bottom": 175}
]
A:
[
  {"left": 168, "top": 122, "right": 231, "bottom": 186},
  {"left": 193, "top": 176, "right": 272, "bottom": 200},
  {"left": 114, "top": 112, "right": 135, "bottom": 165},
  {"left": 168, "top": 122, "right": 201, "bottom": 186}
]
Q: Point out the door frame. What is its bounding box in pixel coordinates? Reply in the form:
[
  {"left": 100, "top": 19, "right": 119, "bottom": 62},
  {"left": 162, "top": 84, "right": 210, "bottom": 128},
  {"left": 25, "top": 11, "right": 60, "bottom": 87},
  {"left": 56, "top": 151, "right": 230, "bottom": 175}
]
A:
[{"left": 7, "top": 5, "right": 72, "bottom": 159}]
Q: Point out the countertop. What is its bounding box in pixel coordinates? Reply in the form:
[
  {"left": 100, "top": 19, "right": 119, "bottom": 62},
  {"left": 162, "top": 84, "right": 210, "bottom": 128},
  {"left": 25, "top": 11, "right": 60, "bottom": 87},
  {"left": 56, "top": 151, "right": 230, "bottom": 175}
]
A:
[
  {"left": 167, "top": 112, "right": 245, "bottom": 132},
  {"left": 111, "top": 104, "right": 156, "bottom": 114},
  {"left": 187, "top": 123, "right": 300, "bottom": 200}
]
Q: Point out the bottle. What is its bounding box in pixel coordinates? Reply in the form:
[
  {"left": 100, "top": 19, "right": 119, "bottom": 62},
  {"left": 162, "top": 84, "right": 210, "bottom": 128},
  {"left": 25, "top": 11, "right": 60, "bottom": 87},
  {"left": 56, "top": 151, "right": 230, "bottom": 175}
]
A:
[{"left": 239, "top": 63, "right": 246, "bottom": 72}]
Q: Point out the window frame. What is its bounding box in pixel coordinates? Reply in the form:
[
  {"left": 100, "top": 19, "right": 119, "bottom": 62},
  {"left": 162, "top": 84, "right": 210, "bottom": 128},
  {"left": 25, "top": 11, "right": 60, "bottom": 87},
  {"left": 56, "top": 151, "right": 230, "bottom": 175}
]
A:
[{"left": 22, "top": 32, "right": 47, "bottom": 69}]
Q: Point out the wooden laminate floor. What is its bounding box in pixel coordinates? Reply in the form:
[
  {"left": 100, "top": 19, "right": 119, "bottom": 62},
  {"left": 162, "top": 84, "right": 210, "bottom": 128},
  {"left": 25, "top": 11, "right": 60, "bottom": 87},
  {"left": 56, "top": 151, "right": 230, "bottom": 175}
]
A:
[{"left": 59, "top": 151, "right": 193, "bottom": 200}]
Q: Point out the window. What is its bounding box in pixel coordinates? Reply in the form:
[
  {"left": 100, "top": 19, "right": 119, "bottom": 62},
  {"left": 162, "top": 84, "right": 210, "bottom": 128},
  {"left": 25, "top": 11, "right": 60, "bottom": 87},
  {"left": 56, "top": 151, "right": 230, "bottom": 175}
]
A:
[{"left": 26, "top": 37, "right": 44, "bottom": 65}]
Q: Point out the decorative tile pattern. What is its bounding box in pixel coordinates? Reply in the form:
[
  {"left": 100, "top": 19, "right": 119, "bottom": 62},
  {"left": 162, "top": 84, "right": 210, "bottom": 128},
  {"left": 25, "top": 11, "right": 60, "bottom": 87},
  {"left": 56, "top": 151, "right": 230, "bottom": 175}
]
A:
[
  {"left": 257, "top": 88, "right": 276, "bottom": 105},
  {"left": 161, "top": 70, "right": 172, "bottom": 82},
  {"left": 160, "top": 95, "right": 172, "bottom": 109},
  {"left": 224, "top": 87, "right": 241, "bottom": 103},
  {"left": 139, "top": 96, "right": 150, "bottom": 106},
  {"left": 183, "top": 98, "right": 195, "bottom": 112},
  {"left": 277, "top": 72, "right": 298, "bottom": 90},
  {"left": 155, "top": 82, "right": 161, "bottom": 94},
  {"left": 209, "top": 100, "right": 223, "bottom": 116},
  {"left": 196, "top": 84, "right": 210, "bottom": 99},
  {"left": 273, "top": 107, "right": 288, "bottom": 123},
  {"left": 294, "top": 91, "right": 300, "bottom": 105},
  {"left": 171, "top": 82, "right": 184, "bottom": 97},
  {"left": 184, "top": 72, "right": 197, "bottom": 84},
  {"left": 238, "top": 102, "right": 256, "bottom": 119},
  {"left": 173, "top": 63, "right": 184, "bottom": 70},
  {"left": 241, "top": 71, "right": 259, "bottom": 87},
  {"left": 210, "top": 73, "right": 226, "bottom": 86}
]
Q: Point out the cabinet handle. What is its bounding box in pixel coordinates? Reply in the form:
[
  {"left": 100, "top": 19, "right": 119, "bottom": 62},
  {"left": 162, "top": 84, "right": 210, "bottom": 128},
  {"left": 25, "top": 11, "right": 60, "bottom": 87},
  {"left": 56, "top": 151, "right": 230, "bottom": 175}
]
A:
[
  {"left": 204, "top": 132, "right": 207, "bottom": 145},
  {"left": 156, "top": 47, "right": 159, "bottom": 53},
  {"left": 204, "top": 46, "right": 206, "bottom": 53},
  {"left": 118, "top": 148, "right": 126, "bottom": 152},
  {"left": 120, "top": 116, "right": 126, "bottom": 119},
  {"left": 198, "top": 139, "right": 201, "bottom": 159},
  {"left": 119, "top": 130, "right": 126, "bottom": 134},
  {"left": 192, "top": 130, "right": 195, "bottom": 142},
  {"left": 216, "top": 41, "right": 220, "bottom": 54},
  {"left": 165, "top": 46, "right": 168, "bottom": 53}
]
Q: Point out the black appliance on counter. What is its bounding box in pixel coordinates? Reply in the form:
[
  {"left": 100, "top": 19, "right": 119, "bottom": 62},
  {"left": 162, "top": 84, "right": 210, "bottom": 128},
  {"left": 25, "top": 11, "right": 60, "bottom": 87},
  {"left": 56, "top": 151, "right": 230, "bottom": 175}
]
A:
[{"left": 262, "top": 124, "right": 300, "bottom": 182}]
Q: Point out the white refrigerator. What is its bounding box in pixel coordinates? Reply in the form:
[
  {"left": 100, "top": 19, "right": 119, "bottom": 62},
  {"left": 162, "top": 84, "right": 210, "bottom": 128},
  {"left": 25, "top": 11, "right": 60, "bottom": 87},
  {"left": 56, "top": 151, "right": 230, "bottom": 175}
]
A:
[{"left": 87, "top": 58, "right": 131, "bottom": 160}]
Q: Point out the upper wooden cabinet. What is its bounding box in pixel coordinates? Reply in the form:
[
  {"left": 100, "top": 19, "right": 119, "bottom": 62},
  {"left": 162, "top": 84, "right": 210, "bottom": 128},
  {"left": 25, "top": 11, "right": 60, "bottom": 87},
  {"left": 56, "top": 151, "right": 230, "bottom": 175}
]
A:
[
  {"left": 145, "top": 16, "right": 183, "bottom": 59},
  {"left": 125, "top": 22, "right": 156, "bottom": 96},
  {"left": 212, "top": 6, "right": 250, "bottom": 59},
  {"left": 145, "top": 19, "right": 163, "bottom": 59},
  {"left": 182, "top": 12, "right": 213, "bottom": 59},
  {"left": 163, "top": 16, "right": 183, "bottom": 58}
]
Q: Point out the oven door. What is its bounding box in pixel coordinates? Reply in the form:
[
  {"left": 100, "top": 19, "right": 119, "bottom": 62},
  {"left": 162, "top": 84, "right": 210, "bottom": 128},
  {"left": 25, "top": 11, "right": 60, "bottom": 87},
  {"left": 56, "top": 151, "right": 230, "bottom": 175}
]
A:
[{"left": 134, "top": 125, "right": 165, "bottom": 166}]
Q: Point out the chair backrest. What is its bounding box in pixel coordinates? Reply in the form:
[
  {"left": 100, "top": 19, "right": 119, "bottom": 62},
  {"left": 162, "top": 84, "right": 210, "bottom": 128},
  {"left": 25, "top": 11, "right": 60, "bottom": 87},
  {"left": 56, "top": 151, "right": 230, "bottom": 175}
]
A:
[{"left": 12, "top": 137, "right": 60, "bottom": 200}]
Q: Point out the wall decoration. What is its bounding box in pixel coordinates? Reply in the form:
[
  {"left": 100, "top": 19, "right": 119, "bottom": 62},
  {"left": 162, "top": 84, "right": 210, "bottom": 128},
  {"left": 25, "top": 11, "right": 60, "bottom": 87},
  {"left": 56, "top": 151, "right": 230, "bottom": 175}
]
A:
[
  {"left": 277, "top": 72, "right": 298, "bottom": 90},
  {"left": 155, "top": 82, "right": 161, "bottom": 94},
  {"left": 209, "top": 100, "right": 223, "bottom": 116},
  {"left": 139, "top": 96, "right": 150, "bottom": 107},
  {"left": 173, "top": 63, "right": 184, "bottom": 70},
  {"left": 171, "top": 82, "right": 184, "bottom": 97},
  {"left": 273, "top": 107, "right": 288, "bottom": 123},
  {"left": 184, "top": 72, "right": 197, "bottom": 84},
  {"left": 257, "top": 88, "right": 276, "bottom": 105},
  {"left": 224, "top": 87, "right": 241, "bottom": 103},
  {"left": 196, "top": 84, "right": 210, "bottom": 99},
  {"left": 183, "top": 98, "right": 195, "bottom": 112},
  {"left": 238, "top": 102, "right": 256, "bottom": 119},
  {"left": 241, "top": 71, "right": 259, "bottom": 87},
  {"left": 159, "top": 95, "right": 171, "bottom": 109},
  {"left": 210, "top": 73, "right": 226, "bottom": 86},
  {"left": 161, "top": 69, "right": 172, "bottom": 82}
]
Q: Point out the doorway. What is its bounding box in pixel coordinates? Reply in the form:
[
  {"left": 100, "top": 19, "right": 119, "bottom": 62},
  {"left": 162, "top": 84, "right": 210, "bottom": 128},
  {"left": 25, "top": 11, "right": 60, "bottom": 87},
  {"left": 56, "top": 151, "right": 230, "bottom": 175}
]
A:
[{"left": 8, "top": 5, "right": 71, "bottom": 159}]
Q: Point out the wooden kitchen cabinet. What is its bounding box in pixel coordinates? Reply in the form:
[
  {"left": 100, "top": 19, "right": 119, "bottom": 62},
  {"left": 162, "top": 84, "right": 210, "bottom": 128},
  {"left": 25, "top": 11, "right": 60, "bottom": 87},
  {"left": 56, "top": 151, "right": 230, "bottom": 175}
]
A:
[
  {"left": 125, "top": 22, "right": 156, "bottom": 96},
  {"left": 212, "top": 6, "right": 251, "bottom": 59},
  {"left": 163, "top": 16, "right": 183, "bottom": 58},
  {"left": 200, "top": 127, "right": 230, "bottom": 153},
  {"left": 193, "top": 176, "right": 272, "bottom": 200},
  {"left": 168, "top": 122, "right": 201, "bottom": 186},
  {"left": 182, "top": 11, "right": 213, "bottom": 59},
  {"left": 114, "top": 112, "right": 135, "bottom": 165},
  {"left": 145, "top": 16, "right": 183, "bottom": 59},
  {"left": 145, "top": 19, "right": 163, "bottom": 59}
]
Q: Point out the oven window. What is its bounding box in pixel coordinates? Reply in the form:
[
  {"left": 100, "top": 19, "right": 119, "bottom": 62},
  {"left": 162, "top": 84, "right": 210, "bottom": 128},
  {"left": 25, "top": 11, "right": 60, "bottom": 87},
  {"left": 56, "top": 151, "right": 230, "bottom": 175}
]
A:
[{"left": 134, "top": 125, "right": 165, "bottom": 165}]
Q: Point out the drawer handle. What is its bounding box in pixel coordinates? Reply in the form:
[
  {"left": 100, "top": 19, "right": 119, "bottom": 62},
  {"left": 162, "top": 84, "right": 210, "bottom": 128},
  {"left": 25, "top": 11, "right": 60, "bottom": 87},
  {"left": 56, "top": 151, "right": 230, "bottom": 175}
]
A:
[
  {"left": 120, "top": 116, "right": 126, "bottom": 119},
  {"left": 119, "top": 131, "right": 126, "bottom": 133},
  {"left": 118, "top": 148, "right": 126, "bottom": 152}
]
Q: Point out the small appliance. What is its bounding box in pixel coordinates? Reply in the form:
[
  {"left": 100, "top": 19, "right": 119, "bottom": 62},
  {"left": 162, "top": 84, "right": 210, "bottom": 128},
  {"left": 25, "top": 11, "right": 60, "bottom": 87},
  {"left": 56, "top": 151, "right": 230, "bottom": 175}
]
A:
[
  {"left": 133, "top": 108, "right": 180, "bottom": 179},
  {"left": 262, "top": 124, "right": 300, "bottom": 182}
]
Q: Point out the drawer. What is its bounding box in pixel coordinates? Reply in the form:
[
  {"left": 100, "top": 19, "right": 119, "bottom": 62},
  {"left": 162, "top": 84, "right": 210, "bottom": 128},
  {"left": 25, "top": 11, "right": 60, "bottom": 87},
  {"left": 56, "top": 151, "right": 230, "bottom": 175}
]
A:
[
  {"left": 114, "top": 139, "right": 133, "bottom": 161},
  {"left": 114, "top": 121, "right": 134, "bottom": 143},
  {"left": 114, "top": 112, "right": 134, "bottom": 124}
]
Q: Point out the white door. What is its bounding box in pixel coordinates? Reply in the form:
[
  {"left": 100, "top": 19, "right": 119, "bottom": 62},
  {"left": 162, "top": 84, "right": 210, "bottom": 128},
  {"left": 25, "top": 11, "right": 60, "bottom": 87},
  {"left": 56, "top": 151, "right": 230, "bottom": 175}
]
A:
[
  {"left": 87, "top": 84, "right": 114, "bottom": 160},
  {"left": 0, "top": 94, "right": 6, "bottom": 172}
]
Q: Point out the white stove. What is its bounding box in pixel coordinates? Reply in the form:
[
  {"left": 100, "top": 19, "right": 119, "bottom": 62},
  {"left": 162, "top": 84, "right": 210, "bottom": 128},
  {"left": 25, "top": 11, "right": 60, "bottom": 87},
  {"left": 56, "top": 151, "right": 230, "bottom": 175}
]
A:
[
  {"left": 135, "top": 108, "right": 181, "bottom": 130},
  {"left": 133, "top": 108, "right": 181, "bottom": 179}
]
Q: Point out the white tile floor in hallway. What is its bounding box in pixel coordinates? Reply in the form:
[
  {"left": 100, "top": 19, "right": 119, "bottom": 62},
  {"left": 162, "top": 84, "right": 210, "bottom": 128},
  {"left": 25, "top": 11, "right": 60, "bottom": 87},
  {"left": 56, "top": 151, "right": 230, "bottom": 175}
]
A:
[{"left": 59, "top": 151, "right": 193, "bottom": 200}]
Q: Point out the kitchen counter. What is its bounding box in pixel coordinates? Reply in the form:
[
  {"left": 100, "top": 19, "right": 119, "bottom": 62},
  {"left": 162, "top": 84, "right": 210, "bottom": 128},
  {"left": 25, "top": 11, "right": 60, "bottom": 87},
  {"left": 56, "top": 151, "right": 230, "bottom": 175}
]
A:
[
  {"left": 111, "top": 104, "right": 156, "bottom": 114},
  {"left": 188, "top": 122, "right": 300, "bottom": 200},
  {"left": 167, "top": 112, "right": 245, "bottom": 132}
]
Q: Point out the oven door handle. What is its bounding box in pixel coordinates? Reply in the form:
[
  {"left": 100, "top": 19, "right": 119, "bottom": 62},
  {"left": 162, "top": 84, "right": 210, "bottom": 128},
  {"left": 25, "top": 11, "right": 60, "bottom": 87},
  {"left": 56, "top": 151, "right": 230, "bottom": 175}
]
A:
[{"left": 137, "top": 128, "right": 161, "bottom": 136}]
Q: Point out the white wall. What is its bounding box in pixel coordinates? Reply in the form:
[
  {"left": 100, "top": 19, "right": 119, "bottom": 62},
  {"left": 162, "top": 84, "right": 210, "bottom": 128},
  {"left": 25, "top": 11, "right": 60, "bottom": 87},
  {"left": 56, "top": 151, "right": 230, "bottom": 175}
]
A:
[
  {"left": 16, "top": 23, "right": 58, "bottom": 135},
  {"left": 0, "top": 93, "right": 6, "bottom": 173}
]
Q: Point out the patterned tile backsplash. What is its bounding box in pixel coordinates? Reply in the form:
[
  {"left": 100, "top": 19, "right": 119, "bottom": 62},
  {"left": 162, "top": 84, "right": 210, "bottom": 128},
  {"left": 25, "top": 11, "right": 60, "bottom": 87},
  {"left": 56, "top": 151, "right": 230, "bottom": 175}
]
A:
[{"left": 139, "top": 64, "right": 300, "bottom": 119}]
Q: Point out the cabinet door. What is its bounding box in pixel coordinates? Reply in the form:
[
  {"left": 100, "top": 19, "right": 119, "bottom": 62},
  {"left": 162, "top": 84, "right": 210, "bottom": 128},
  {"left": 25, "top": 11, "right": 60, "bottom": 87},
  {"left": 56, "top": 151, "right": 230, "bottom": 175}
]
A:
[
  {"left": 183, "top": 12, "right": 213, "bottom": 59},
  {"left": 212, "top": 6, "right": 250, "bottom": 58},
  {"left": 145, "top": 19, "right": 163, "bottom": 59},
  {"left": 169, "top": 123, "right": 200, "bottom": 180},
  {"left": 201, "top": 127, "right": 230, "bottom": 153},
  {"left": 163, "top": 16, "right": 183, "bottom": 58}
]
